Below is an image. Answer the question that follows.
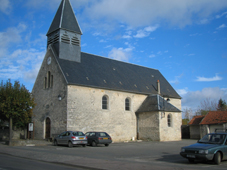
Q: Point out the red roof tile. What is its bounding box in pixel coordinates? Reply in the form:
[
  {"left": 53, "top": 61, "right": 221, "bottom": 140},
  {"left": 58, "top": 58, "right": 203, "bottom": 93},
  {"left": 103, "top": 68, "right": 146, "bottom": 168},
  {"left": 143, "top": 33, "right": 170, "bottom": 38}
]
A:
[
  {"left": 200, "top": 111, "right": 227, "bottom": 125},
  {"left": 188, "top": 115, "right": 205, "bottom": 125}
]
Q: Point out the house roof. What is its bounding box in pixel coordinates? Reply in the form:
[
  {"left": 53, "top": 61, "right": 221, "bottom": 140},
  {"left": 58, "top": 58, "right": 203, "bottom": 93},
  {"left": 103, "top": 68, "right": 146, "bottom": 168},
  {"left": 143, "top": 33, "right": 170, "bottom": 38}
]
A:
[
  {"left": 200, "top": 111, "right": 227, "bottom": 125},
  {"left": 136, "top": 95, "right": 181, "bottom": 113},
  {"left": 52, "top": 48, "right": 181, "bottom": 99},
  {"left": 46, "top": 0, "right": 82, "bottom": 35},
  {"left": 188, "top": 115, "right": 205, "bottom": 125}
]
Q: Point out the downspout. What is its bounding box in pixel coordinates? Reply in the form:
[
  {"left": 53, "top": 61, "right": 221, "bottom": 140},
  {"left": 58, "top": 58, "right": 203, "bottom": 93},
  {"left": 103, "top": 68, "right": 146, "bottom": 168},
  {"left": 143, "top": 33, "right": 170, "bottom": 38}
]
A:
[{"left": 157, "top": 80, "right": 160, "bottom": 95}]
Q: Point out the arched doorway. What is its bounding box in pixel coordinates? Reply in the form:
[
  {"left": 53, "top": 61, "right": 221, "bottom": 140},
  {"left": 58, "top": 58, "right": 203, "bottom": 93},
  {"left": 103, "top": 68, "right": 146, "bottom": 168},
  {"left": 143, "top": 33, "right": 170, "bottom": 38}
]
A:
[{"left": 45, "top": 117, "right": 51, "bottom": 139}]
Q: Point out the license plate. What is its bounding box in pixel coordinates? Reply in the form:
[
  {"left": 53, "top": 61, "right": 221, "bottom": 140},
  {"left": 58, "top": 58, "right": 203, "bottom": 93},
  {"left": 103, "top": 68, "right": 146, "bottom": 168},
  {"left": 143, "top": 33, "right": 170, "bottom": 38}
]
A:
[
  {"left": 103, "top": 138, "right": 108, "bottom": 139},
  {"left": 187, "top": 155, "right": 195, "bottom": 158},
  {"left": 79, "top": 137, "right": 84, "bottom": 139}
]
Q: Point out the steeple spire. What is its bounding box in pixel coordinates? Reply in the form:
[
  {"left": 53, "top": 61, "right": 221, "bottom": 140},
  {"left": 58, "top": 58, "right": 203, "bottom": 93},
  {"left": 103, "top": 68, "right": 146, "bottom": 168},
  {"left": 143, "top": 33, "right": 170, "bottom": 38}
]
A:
[
  {"left": 47, "top": 0, "right": 82, "bottom": 36},
  {"left": 46, "top": 0, "right": 82, "bottom": 63}
]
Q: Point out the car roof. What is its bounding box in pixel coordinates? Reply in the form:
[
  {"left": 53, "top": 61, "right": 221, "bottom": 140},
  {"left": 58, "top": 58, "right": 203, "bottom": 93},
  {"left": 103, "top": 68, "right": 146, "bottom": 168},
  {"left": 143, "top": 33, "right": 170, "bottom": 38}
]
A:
[
  {"left": 86, "top": 131, "right": 107, "bottom": 133},
  {"left": 208, "top": 132, "right": 227, "bottom": 135}
]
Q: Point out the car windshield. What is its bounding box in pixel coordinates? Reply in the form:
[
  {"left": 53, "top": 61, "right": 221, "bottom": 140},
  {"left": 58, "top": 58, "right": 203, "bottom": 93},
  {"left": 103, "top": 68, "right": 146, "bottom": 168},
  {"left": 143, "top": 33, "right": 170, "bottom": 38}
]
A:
[
  {"left": 198, "top": 134, "right": 226, "bottom": 144},
  {"left": 73, "top": 132, "right": 85, "bottom": 136}
]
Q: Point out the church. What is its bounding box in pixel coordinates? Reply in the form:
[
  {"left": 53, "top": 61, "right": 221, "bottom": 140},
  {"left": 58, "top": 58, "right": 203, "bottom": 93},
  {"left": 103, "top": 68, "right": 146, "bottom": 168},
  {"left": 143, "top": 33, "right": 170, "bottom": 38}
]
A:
[{"left": 32, "top": 0, "right": 182, "bottom": 142}]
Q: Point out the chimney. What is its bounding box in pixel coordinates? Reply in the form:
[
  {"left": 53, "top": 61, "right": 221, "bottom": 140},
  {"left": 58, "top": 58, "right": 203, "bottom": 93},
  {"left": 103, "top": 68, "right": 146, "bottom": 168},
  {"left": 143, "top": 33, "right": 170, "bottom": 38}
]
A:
[{"left": 157, "top": 80, "right": 160, "bottom": 95}]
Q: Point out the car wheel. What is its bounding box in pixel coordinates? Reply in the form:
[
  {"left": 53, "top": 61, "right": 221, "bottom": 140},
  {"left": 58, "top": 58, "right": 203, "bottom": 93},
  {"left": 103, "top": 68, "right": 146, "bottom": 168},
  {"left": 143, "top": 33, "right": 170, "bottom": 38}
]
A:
[
  {"left": 214, "top": 152, "right": 221, "bottom": 165},
  {"left": 68, "top": 141, "right": 73, "bottom": 148},
  {"left": 92, "top": 141, "right": 97, "bottom": 147},
  {"left": 105, "top": 144, "right": 109, "bottom": 147},
  {"left": 82, "top": 144, "right": 86, "bottom": 147},
  {"left": 54, "top": 140, "right": 58, "bottom": 146},
  {"left": 188, "top": 159, "right": 194, "bottom": 163}
]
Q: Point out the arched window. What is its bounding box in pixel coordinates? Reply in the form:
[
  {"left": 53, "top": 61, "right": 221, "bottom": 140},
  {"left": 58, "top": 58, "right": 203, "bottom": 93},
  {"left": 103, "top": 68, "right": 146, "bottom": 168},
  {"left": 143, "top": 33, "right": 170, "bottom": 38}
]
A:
[
  {"left": 44, "top": 71, "right": 53, "bottom": 89},
  {"left": 125, "top": 98, "right": 130, "bottom": 111},
  {"left": 102, "top": 95, "right": 108, "bottom": 110},
  {"left": 167, "top": 114, "right": 172, "bottom": 127}
]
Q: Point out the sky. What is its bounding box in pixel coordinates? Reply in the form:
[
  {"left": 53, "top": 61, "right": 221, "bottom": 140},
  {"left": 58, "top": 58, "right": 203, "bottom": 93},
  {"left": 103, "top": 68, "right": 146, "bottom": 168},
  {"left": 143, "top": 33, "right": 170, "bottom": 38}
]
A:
[{"left": 0, "top": 0, "right": 227, "bottom": 116}]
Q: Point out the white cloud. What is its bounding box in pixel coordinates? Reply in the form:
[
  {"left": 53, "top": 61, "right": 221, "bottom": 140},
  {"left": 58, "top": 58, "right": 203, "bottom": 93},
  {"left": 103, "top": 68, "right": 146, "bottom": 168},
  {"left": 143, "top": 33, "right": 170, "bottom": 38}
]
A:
[
  {"left": 149, "top": 54, "right": 156, "bottom": 58},
  {"left": 82, "top": 0, "right": 227, "bottom": 28},
  {"left": 0, "top": 48, "right": 45, "bottom": 82},
  {"left": 108, "top": 47, "right": 133, "bottom": 62},
  {"left": 199, "top": 18, "right": 209, "bottom": 24},
  {"left": 196, "top": 74, "right": 222, "bottom": 82},
  {"left": 217, "top": 24, "right": 227, "bottom": 29},
  {"left": 177, "top": 88, "right": 188, "bottom": 96},
  {"left": 181, "top": 87, "right": 227, "bottom": 111},
  {"left": 133, "top": 25, "right": 159, "bottom": 38},
  {"left": 0, "top": 23, "right": 27, "bottom": 58},
  {"left": 122, "top": 35, "right": 131, "bottom": 39},
  {"left": 216, "top": 11, "right": 227, "bottom": 19},
  {"left": 0, "top": 0, "right": 11, "bottom": 14},
  {"left": 170, "top": 74, "right": 184, "bottom": 85}
]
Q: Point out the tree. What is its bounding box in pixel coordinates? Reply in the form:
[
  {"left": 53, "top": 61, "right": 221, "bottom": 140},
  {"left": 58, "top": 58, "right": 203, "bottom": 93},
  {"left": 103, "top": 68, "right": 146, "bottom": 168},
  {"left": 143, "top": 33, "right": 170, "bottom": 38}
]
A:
[
  {"left": 182, "top": 108, "right": 193, "bottom": 125},
  {"left": 195, "top": 98, "right": 217, "bottom": 116},
  {"left": 217, "top": 98, "right": 227, "bottom": 111},
  {"left": 0, "top": 79, "right": 36, "bottom": 128}
]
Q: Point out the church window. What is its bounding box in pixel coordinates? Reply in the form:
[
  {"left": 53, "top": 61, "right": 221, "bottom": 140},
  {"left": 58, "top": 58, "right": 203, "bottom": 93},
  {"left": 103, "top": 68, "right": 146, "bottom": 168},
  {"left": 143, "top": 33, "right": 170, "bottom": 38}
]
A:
[
  {"left": 47, "top": 71, "right": 51, "bottom": 88},
  {"left": 44, "top": 71, "right": 53, "bottom": 89},
  {"left": 125, "top": 98, "right": 130, "bottom": 111},
  {"left": 167, "top": 114, "right": 172, "bottom": 127},
  {"left": 44, "top": 77, "right": 47, "bottom": 89},
  {"left": 50, "top": 75, "right": 53, "bottom": 88},
  {"left": 102, "top": 95, "right": 108, "bottom": 110}
]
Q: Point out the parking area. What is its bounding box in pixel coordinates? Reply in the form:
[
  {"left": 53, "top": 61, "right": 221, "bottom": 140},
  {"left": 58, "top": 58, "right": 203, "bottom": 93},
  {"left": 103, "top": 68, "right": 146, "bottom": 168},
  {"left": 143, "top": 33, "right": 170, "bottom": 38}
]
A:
[{"left": 1, "top": 139, "right": 227, "bottom": 170}]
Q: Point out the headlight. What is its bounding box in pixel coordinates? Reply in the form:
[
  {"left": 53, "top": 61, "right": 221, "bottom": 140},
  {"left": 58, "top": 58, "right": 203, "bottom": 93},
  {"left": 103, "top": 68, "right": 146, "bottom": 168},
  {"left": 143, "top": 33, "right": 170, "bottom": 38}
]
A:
[
  {"left": 181, "top": 148, "right": 185, "bottom": 152},
  {"left": 199, "top": 150, "right": 208, "bottom": 154}
]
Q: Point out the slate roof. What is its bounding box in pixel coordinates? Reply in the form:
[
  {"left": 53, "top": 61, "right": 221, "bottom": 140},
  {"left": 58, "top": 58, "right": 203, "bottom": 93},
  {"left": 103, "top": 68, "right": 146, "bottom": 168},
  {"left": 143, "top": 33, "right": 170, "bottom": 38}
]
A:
[
  {"left": 46, "top": 0, "right": 82, "bottom": 35},
  {"left": 188, "top": 115, "right": 204, "bottom": 125},
  {"left": 200, "top": 111, "right": 227, "bottom": 125},
  {"left": 53, "top": 49, "right": 181, "bottom": 99},
  {"left": 136, "top": 95, "right": 181, "bottom": 113}
]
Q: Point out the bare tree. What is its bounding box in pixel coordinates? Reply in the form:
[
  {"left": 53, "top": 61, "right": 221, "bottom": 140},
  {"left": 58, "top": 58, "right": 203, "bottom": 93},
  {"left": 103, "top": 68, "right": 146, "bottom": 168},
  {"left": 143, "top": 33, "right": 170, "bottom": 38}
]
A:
[{"left": 196, "top": 98, "right": 218, "bottom": 116}]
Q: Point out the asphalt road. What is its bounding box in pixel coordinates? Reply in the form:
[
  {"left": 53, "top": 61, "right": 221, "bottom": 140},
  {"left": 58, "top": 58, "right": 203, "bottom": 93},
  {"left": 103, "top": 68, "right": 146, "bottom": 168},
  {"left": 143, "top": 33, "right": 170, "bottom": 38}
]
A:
[
  {"left": 0, "top": 154, "right": 90, "bottom": 170},
  {"left": 1, "top": 139, "right": 227, "bottom": 170}
]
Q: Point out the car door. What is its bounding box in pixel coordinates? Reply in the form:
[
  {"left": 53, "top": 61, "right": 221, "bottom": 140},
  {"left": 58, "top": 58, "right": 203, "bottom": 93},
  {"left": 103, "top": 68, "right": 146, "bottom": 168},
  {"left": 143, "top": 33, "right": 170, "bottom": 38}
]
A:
[
  {"left": 223, "top": 137, "right": 227, "bottom": 160},
  {"left": 62, "top": 131, "right": 71, "bottom": 145},
  {"left": 57, "top": 132, "right": 66, "bottom": 144},
  {"left": 85, "top": 132, "right": 91, "bottom": 144},
  {"left": 89, "top": 132, "right": 96, "bottom": 143}
]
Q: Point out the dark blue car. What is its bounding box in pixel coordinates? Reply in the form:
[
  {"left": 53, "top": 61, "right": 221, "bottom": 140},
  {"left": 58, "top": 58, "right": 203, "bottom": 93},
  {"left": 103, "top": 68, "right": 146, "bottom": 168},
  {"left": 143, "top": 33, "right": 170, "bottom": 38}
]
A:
[{"left": 180, "top": 132, "right": 227, "bottom": 164}]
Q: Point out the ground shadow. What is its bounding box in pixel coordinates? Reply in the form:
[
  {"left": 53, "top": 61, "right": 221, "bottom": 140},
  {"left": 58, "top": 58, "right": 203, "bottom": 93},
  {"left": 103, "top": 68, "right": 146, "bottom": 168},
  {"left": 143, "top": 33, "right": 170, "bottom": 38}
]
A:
[{"left": 156, "top": 154, "right": 227, "bottom": 166}]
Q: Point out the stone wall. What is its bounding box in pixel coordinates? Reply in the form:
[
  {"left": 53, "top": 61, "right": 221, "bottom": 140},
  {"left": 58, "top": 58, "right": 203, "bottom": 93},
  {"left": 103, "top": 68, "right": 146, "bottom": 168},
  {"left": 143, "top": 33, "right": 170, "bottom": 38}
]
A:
[
  {"left": 0, "top": 128, "right": 27, "bottom": 141},
  {"left": 32, "top": 46, "right": 68, "bottom": 139},
  {"left": 137, "top": 112, "right": 160, "bottom": 141},
  {"left": 160, "top": 112, "right": 182, "bottom": 141},
  {"left": 166, "top": 98, "right": 181, "bottom": 111},
  {"left": 189, "top": 125, "right": 200, "bottom": 139},
  {"left": 67, "top": 85, "right": 147, "bottom": 142}
]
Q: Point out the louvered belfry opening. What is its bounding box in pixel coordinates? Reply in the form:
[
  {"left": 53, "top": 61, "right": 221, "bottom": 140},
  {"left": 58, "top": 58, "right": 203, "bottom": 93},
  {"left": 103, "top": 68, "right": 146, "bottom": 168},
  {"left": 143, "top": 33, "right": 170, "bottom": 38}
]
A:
[{"left": 46, "top": 0, "right": 82, "bottom": 62}]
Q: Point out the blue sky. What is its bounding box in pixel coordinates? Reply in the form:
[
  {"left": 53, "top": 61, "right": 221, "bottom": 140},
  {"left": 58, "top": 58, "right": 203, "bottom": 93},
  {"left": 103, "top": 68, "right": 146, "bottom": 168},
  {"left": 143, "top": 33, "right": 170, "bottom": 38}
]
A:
[{"left": 0, "top": 0, "right": 227, "bottom": 116}]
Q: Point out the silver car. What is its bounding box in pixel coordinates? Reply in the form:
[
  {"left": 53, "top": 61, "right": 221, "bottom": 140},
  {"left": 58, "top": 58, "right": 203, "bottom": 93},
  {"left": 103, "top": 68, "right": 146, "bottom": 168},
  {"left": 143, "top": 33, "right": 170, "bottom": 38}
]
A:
[{"left": 54, "top": 131, "right": 87, "bottom": 147}]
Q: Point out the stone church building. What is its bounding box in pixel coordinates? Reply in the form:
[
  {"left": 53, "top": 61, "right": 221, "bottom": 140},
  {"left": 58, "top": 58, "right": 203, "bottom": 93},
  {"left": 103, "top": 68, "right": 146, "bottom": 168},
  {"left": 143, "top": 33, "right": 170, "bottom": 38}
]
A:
[{"left": 32, "top": 0, "right": 182, "bottom": 142}]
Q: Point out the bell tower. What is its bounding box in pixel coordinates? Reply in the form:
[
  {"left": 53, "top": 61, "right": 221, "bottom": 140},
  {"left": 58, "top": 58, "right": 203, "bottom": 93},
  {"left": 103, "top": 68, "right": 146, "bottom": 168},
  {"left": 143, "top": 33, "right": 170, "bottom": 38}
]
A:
[{"left": 46, "top": 0, "right": 82, "bottom": 62}]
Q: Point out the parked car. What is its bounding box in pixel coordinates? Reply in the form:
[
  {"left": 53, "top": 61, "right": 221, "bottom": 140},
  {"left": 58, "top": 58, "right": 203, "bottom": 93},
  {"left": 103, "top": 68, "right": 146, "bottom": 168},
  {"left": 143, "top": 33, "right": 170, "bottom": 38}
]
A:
[
  {"left": 85, "top": 132, "right": 112, "bottom": 147},
  {"left": 180, "top": 132, "right": 227, "bottom": 164},
  {"left": 54, "top": 131, "right": 87, "bottom": 147}
]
